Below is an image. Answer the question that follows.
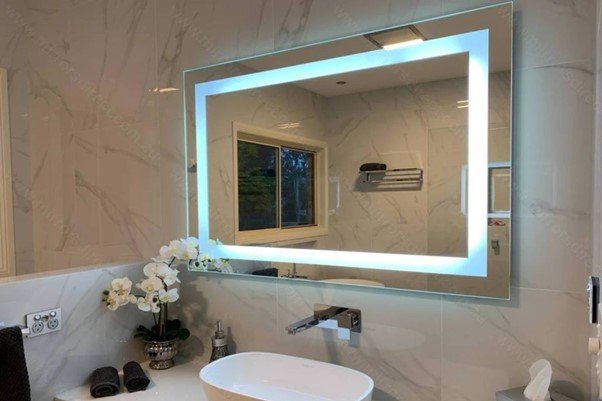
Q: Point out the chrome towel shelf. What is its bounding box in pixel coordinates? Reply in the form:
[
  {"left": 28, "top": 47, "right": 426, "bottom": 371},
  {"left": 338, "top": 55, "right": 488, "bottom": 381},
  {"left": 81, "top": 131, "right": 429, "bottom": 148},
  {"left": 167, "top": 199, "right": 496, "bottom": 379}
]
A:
[{"left": 360, "top": 168, "right": 423, "bottom": 186}]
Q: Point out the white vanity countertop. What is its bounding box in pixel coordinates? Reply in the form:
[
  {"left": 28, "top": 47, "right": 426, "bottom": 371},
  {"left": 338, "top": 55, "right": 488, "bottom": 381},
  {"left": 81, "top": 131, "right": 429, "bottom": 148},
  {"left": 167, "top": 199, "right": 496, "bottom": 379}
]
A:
[{"left": 54, "top": 357, "right": 207, "bottom": 401}]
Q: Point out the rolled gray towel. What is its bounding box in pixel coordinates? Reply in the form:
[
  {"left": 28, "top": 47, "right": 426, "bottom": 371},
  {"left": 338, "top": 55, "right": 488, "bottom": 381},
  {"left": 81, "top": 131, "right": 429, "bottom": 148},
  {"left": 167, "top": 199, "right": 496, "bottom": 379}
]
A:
[
  {"left": 89, "top": 367, "right": 120, "bottom": 398},
  {"left": 123, "top": 361, "right": 149, "bottom": 392}
]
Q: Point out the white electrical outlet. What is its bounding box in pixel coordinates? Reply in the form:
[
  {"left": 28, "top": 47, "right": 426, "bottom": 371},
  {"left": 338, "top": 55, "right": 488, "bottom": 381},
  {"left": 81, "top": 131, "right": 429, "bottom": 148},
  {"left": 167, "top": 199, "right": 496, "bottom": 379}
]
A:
[{"left": 25, "top": 308, "right": 61, "bottom": 337}]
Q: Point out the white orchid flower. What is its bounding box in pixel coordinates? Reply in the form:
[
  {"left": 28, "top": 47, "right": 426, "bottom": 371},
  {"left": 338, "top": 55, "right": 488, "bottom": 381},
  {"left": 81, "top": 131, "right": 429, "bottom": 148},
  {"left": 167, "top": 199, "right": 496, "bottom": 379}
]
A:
[
  {"left": 136, "top": 294, "right": 160, "bottom": 313},
  {"left": 213, "top": 259, "right": 233, "bottom": 273},
  {"left": 137, "top": 276, "right": 163, "bottom": 294},
  {"left": 111, "top": 277, "right": 132, "bottom": 292},
  {"left": 163, "top": 268, "right": 180, "bottom": 286},
  {"left": 159, "top": 240, "right": 183, "bottom": 260},
  {"left": 151, "top": 256, "right": 171, "bottom": 263},
  {"left": 136, "top": 296, "right": 152, "bottom": 312},
  {"left": 108, "top": 278, "right": 133, "bottom": 308},
  {"left": 175, "top": 237, "right": 199, "bottom": 260},
  {"left": 106, "top": 292, "right": 121, "bottom": 311},
  {"left": 143, "top": 262, "right": 170, "bottom": 278},
  {"left": 158, "top": 288, "right": 180, "bottom": 303}
]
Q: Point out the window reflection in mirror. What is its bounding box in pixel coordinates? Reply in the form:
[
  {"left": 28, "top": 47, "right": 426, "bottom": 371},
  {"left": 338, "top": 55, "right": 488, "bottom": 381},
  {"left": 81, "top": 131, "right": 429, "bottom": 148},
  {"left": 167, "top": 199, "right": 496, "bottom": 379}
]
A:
[
  {"left": 280, "top": 147, "right": 316, "bottom": 229},
  {"left": 237, "top": 140, "right": 278, "bottom": 231}
]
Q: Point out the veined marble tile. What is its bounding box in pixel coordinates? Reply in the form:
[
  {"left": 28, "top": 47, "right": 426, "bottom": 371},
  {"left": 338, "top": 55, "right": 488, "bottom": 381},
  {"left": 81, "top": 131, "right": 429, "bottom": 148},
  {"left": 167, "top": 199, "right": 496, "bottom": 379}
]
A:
[
  {"left": 443, "top": 0, "right": 595, "bottom": 70},
  {"left": 512, "top": 62, "right": 593, "bottom": 292},
  {"left": 512, "top": 0, "right": 596, "bottom": 70},
  {"left": 98, "top": 122, "right": 162, "bottom": 259},
  {"left": 156, "top": 0, "right": 274, "bottom": 123},
  {"left": 512, "top": 212, "right": 589, "bottom": 293},
  {"left": 175, "top": 271, "right": 279, "bottom": 360},
  {"left": 160, "top": 117, "right": 189, "bottom": 243},
  {"left": 273, "top": 280, "right": 442, "bottom": 401},
  {"left": 372, "top": 222, "right": 428, "bottom": 255},
  {"left": 24, "top": 0, "right": 158, "bottom": 131},
  {"left": 274, "top": 0, "right": 442, "bottom": 50},
  {"left": 0, "top": 262, "right": 147, "bottom": 401},
  {"left": 441, "top": 287, "right": 588, "bottom": 401}
]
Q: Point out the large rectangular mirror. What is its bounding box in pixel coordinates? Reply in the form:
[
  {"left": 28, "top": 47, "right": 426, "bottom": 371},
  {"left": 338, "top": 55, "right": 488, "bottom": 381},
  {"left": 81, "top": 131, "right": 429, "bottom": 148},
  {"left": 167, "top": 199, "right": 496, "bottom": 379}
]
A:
[{"left": 186, "top": 3, "right": 512, "bottom": 298}]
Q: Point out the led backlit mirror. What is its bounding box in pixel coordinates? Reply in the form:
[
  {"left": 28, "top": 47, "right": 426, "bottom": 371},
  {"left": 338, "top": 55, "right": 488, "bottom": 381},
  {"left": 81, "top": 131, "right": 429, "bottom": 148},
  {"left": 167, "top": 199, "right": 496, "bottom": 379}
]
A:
[{"left": 186, "top": 3, "right": 512, "bottom": 298}]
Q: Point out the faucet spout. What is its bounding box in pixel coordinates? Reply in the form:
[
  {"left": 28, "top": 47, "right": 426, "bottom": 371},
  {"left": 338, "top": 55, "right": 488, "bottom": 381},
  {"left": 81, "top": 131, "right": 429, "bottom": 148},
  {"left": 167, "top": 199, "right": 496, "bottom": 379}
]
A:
[
  {"left": 285, "top": 316, "right": 321, "bottom": 335},
  {"left": 285, "top": 304, "right": 361, "bottom": 341}
]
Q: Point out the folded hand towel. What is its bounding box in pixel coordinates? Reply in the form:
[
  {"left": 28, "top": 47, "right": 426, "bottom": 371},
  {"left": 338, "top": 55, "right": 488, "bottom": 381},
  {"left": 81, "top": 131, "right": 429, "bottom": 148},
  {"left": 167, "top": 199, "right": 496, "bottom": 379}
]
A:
[
  {"left": 0, "top": 326, "right": 31, "bottom": 401},
  {"left": 89, "top": 367, "right": 120, "bottom": 398},
  {"left": 123, "top": 361, "right": 150, "bottom": 393}
]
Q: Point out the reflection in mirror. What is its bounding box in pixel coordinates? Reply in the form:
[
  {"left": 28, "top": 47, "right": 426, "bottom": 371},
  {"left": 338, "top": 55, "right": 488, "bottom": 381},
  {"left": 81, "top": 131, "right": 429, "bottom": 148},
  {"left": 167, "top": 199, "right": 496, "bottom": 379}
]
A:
[{"left": 184, "top": 3, "right": 512, "bottom": 298}]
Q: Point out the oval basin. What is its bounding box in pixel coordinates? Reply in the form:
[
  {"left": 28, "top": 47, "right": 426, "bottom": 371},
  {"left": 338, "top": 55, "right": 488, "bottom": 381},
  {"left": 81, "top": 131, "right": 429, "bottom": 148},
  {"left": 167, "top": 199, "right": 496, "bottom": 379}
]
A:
[{"left": 200, "top": 352, "right": 373, "bottom": 401}]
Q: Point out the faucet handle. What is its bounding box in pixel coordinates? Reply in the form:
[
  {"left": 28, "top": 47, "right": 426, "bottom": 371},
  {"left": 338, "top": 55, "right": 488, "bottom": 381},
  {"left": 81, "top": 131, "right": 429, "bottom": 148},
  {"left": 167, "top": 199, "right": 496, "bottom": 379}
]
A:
[{"left": 336, "top": 310, "right": 362, "bottom": 333}]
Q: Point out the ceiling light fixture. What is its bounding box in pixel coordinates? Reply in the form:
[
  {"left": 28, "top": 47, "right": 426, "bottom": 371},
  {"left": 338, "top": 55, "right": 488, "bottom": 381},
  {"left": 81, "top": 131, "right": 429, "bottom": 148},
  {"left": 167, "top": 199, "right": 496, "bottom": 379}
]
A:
[{"left": 365, "top": 25, "right": 425, "bottom": 51}]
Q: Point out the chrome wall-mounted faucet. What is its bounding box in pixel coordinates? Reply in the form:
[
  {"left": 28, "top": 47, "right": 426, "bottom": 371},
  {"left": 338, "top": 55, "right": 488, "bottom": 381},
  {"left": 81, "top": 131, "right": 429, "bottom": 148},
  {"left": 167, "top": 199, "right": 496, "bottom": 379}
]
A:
[
  {"left": 285, "top": 304, "right": 361, "bottom": 341},
  {"left": 281, "top": 263, "right": 308, "bottom": 279}
]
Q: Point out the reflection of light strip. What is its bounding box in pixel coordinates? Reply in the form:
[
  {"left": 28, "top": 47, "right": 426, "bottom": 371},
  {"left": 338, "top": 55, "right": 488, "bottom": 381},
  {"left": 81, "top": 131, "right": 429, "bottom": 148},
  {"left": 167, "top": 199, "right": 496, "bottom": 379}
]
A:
[
  {"left": 457, "top": 99, "right": 469, "bottom": 109},
  {"left": 276, "top": 122, "right": 301, "bottom": 129},
  {"left": 195, "top": 29, "right": 490, "bottom": 277},
  {"left": 382, "top": 38, "right": 424, "bottom": 50},
  {"left": 151, "top": 87, "right": 180, "bottom": 93}
]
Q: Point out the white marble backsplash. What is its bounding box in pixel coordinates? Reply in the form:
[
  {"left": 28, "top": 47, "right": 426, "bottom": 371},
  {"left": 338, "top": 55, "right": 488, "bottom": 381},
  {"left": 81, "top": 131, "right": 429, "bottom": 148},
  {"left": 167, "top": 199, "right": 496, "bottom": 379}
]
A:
[
  {"left": 0, "top": 262, "right": 148, "bottom": 401},
  {"left": 0, "top": 0, "right": 597, "bottom": 400}
]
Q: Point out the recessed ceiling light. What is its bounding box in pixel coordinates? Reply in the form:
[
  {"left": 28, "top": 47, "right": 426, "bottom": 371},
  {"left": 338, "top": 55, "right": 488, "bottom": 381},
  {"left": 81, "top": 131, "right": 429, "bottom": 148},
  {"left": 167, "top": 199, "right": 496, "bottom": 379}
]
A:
[
  {"left": 365, "top": 26, "right": 425, "bottom": 50},
  {"left": 336, "top": 81, "right": 347, "bottom": 85}
]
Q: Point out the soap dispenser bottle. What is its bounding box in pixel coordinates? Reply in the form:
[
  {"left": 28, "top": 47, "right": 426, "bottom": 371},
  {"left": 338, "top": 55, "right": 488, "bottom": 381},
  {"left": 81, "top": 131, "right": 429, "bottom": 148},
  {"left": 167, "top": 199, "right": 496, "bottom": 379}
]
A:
[{"left": 210, "top": 320, "right": 229, "bottom": 362}]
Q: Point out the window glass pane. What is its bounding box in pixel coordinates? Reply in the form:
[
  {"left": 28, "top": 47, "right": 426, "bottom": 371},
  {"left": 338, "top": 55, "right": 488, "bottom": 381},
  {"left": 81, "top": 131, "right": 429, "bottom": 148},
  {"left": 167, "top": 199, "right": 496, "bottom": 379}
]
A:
[
  {"left": 237, "top": 140, "right": 278, "bottom": 231},
  {"left": 281, "top": 147, "right": 315, "bottom": 227}
]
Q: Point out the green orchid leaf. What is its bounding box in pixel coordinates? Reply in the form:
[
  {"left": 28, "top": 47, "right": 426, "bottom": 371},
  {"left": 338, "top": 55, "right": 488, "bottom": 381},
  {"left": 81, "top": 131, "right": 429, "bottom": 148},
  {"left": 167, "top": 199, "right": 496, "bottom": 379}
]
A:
[
  {"left": 166, "top": 319, "right": 181, "bottom": 331},
  {"left": 177, "top": 328, "right": 191, "bottom": 341}
]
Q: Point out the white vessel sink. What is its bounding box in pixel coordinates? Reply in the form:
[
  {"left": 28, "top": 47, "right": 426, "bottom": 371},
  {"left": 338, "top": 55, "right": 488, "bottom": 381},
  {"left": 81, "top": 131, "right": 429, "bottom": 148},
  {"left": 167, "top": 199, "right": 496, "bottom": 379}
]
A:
[{"left": 200, "top": 352, "right": 373, "bottom": 401}]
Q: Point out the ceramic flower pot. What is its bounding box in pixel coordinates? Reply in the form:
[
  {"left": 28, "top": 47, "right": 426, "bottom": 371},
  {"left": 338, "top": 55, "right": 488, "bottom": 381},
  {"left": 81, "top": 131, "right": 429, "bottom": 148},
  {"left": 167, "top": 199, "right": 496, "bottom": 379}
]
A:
[{"left": 144, "top": 337, "right": 178, "bottom": 370}]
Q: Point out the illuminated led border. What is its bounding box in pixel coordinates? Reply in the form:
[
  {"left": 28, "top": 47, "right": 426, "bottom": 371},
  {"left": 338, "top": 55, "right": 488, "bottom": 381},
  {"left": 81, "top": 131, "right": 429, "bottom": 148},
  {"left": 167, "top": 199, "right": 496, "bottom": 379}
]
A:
[{"left": 195, "top": 29, "right": 489, "bottom": 277}]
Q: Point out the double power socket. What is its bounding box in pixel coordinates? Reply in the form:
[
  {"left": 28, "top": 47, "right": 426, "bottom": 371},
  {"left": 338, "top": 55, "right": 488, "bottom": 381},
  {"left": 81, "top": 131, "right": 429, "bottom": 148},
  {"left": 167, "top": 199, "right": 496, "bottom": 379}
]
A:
[{"left": 25, "top": 308, "right": 62, "bottom": 337}]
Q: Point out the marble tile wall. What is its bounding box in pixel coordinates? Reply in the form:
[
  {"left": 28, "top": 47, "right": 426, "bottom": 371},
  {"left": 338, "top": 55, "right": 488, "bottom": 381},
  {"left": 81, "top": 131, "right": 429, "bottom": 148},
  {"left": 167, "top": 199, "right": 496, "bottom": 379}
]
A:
[
  {"left": 0, "top": 262, "right": 148, "bottom": 401},
  {"left": 325, "top": 72, "right": 509, "bottom": 258},
  {"left": 0, "top": 1, "right": 596, "bottom": 401}
]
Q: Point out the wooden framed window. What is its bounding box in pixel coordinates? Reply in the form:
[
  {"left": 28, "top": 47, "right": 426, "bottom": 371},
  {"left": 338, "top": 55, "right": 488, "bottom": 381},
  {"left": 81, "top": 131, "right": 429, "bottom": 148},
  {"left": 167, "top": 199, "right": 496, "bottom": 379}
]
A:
[{"left": 233, "top": 122, "right": 328, "bottom": 245}]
